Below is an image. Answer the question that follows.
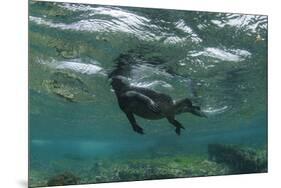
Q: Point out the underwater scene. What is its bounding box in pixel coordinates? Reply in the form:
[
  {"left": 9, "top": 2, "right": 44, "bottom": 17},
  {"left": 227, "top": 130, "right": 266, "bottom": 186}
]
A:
[{"left": 29, "top": 1, "right": 268, "bottom": 187}]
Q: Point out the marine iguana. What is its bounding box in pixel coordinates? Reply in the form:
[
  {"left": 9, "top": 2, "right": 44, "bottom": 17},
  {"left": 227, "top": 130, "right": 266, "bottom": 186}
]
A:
[{"left": 110, "top": 75, "right": 206, "bottom": 135}]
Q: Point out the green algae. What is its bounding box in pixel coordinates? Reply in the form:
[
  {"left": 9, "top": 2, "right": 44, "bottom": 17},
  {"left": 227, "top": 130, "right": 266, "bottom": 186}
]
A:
[
  {"left": 29, "top": 145, "right": 267, "bottom": 187},
  {"left": 29, "top": 154, "right": 230, "bottom": 187}
]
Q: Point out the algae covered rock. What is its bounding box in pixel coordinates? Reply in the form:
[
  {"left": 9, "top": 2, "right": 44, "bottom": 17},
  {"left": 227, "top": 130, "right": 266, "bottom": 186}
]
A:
[
  {"left": 47, "top": 172, "right": 80, "bottom": 186},
  {"left": 51, "top": 41, "right": 80, "bottom": 59},
  {"left": 208, "top": 144, "right": 267, "bottom": 174},
  {"left": 42, "top": 71, "right": 94, "bottom": 102}
]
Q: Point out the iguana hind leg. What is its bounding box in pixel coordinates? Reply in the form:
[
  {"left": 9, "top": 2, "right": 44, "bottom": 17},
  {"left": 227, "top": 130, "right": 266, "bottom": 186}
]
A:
[{"left": 167, "top": 116, "right": 185, "bottom": 135}]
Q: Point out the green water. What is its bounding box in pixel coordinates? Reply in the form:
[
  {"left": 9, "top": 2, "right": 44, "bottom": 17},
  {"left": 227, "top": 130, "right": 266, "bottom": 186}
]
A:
[{"left": 29, "top": 1, "right": 267, "bottom": 187}]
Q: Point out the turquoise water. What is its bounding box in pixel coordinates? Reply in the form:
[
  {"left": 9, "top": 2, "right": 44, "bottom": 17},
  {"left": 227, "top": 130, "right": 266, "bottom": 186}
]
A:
[{"left": 29, "top": 1, "right": 267, "bottom": 187}]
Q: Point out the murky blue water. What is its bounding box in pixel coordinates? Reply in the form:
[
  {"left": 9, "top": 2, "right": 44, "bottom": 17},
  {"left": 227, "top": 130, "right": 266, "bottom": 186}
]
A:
[{"left": 29, "top": 1, "right": 267, "bottom": 187}]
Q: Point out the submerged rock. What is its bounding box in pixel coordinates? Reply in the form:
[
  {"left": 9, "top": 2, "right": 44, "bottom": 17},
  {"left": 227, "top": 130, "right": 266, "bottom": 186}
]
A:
[
  {"left": 42, "top": 71, "right": 93, "bottom": 102},
  {"left": 42, "top": 80, "right": 75, "bottom": 101},
  {"left": 208, "top": 144, "right": 267, "bottom": 174},
  {"left": 55, "top": 45, "right": 80, "bottom": 59},
  {"left": 47, "top": 172, "right": 80, "bottom": 186}
]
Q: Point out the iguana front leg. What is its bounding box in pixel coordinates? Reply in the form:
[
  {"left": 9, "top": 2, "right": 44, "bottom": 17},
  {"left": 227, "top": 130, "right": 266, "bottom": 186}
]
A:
[{"left": 125, "top": 112, "right": 144, "bottom": 134}]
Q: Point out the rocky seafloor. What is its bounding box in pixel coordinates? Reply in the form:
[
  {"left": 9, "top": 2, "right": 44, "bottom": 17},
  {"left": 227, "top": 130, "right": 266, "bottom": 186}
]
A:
[{"left": 29, "top": 144, "right": 267, "bottom": 187}]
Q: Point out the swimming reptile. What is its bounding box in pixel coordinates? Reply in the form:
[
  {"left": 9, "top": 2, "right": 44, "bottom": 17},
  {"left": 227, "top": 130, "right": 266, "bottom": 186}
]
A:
[{"left": 111, "top": 76, "right": 206, "bottom": 135}]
